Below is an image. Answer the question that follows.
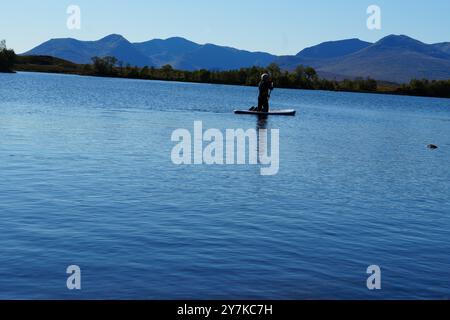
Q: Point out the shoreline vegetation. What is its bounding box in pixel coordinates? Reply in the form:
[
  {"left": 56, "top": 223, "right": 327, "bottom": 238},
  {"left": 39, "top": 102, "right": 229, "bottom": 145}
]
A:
[
  {"left": 0, "top": 40, "right": 16, "bottom": 73},
  {"left": 2, "top": 47, "right": 450, "bottom": 99}
]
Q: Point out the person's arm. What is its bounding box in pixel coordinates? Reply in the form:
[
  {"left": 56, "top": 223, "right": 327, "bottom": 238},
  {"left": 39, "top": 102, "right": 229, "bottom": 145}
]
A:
[{"left": 268, "top": 82, "right": 274, "bottom": 97}]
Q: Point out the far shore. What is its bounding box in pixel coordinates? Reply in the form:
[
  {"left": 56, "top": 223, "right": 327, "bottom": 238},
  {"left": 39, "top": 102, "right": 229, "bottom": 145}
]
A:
[{"left": 8, "top": 55, "right": 450, "bottom": 99}]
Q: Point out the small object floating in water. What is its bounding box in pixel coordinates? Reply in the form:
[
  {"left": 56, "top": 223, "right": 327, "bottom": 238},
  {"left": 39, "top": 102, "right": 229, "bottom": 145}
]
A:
[
  {"left": 234, "top": 109, "right": 296, "bottom": 116},
  {"left": 427, "top": 144, "right": 438, "bottom": 150}
]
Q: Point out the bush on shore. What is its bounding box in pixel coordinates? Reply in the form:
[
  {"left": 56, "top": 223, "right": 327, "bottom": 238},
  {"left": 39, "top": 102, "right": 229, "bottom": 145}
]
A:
[{"left": 0, "top": 40, "right": 17, "bottom": 73}]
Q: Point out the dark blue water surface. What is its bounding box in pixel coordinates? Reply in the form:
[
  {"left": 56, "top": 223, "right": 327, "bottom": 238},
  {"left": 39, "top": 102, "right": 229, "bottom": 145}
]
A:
[{"left": 1, "top": 72, "right": 450, "bottom": 299}]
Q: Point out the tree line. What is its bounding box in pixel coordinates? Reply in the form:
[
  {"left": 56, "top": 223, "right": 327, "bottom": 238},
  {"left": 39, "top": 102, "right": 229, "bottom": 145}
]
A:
[
  {"left": 89, "top": 56, "right": 450, "bottom": 98},
  {"left": 90, "top": 56, "right": 449, "bottom": 98},
  {"left": 90, "top": 56, "right": 381, "bottom": 93},
  {"left": 399, "top": 79, "right": 450, "bottom": 99}
]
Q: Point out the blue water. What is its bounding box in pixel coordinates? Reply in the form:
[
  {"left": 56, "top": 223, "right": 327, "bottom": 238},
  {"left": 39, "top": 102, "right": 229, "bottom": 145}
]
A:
[{"left": 1, "top": 72, "right": 450, "bottom": 299}]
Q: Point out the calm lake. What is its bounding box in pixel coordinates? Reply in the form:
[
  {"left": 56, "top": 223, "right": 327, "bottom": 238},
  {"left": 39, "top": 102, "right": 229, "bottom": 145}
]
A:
[{"left": 1, "top": 72, "right": 449, "bottom": 299}]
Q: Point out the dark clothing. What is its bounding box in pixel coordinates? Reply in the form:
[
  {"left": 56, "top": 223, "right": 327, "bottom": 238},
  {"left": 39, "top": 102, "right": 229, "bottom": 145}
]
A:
[
  {"left": 258, "top": 96, "right": 269, "bottom": 113},
  {"left": 258, "top": 80, "right": 274, "bottom": 98},
  {"left": 258, "top": 80, "right": 274, "bottom": 112}
]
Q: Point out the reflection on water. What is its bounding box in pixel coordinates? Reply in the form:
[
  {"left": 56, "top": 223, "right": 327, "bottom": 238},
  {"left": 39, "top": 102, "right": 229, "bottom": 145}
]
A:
[{"left": 257, "top": 115, "right": 268, "bottom": 164}]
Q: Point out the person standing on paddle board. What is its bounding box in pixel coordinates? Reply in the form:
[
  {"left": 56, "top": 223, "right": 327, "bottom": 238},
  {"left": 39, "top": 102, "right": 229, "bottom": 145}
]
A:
[{"left": 257, "top": 73, "right": 274, "bottom": 112}]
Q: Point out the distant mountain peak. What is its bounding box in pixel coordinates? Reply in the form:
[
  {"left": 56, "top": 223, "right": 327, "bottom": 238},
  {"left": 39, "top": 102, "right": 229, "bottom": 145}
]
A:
[
  {"left": 296, "top": 38, "right": 372, "bottom": 59},
  {"left": 165, "top": 36, "right": 192, "bottom": 42},
  {"left": 375, "top": 34, "right": 424, "bottom": 47},
  {"left": 98, "top": 34, "right": 127, "bottom": 42},
  {"left": 368, "top": 34, "right": 450, "bottom": 61}
]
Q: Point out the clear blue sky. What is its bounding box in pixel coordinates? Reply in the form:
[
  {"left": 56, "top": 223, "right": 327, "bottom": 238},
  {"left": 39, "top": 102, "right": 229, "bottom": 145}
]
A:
[{"left": 2, "top": 0, "right": 450, "bottom": 54}]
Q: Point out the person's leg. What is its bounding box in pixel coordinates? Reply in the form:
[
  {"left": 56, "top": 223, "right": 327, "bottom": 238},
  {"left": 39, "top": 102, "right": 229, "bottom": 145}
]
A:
[
  {"left": 257, "top": 97, "right": 263, "bottom": 112},
  {"left": 262, "top": 98, "right": 269, "bottom": 112}
]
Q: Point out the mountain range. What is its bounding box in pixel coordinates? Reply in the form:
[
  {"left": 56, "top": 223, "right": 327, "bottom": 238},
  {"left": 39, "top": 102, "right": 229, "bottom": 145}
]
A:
[
  {"left": 23, "top": 34, "right": 450, "bottom": 83},
  {"left": 24, "top": 34, "right": 276, "bottom": 72}
]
